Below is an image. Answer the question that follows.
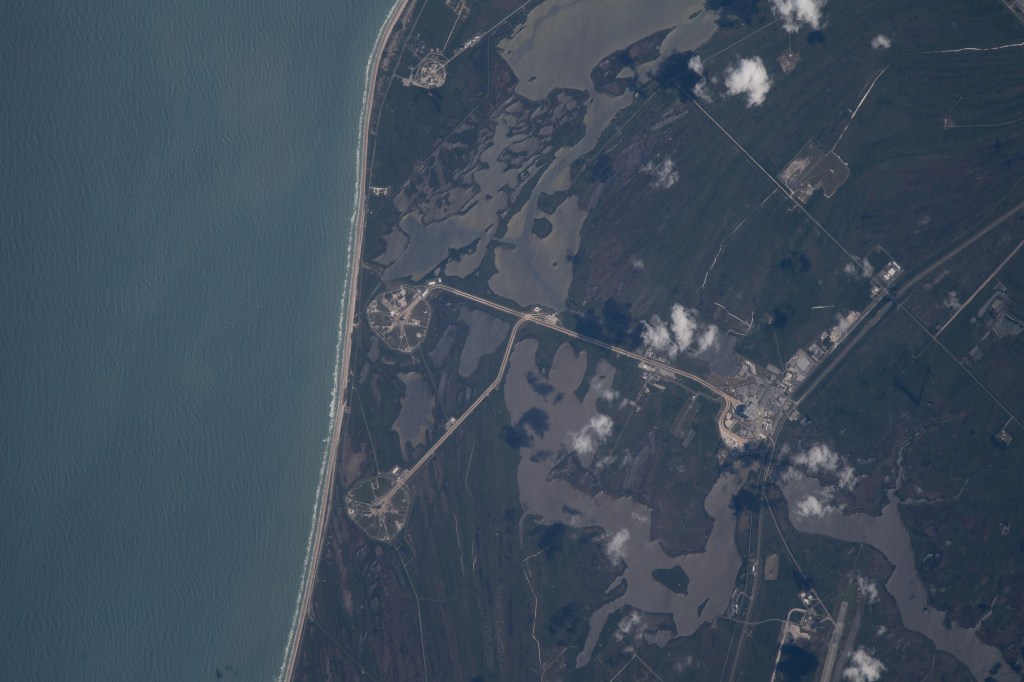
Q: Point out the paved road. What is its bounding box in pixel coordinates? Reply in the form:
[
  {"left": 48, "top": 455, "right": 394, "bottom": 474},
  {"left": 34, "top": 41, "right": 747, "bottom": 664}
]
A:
[
  {"left": 374, "top": 282, "right": 744, "bottom": 508},
  {"left": 428, "top": 283, "right": 738, "bottom": 407},
  {"left": 896, "top": 197, "right": 1024, "bottom": 300},
  {"left": 795, "top": 196, "right": 1024, "bottom": 407},
  {"left": 374, "top": 315, "right": 532, "bottom": 509}
]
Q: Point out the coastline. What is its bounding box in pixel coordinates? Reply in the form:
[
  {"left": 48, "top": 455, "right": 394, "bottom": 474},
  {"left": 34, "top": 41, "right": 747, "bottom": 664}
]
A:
[{"left": 277, "top": 1, "right": 412, "bottom": 679}]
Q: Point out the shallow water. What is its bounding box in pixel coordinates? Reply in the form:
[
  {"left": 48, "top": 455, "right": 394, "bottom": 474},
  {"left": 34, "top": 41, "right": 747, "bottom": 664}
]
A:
[
  {"left": 499, "top": 0, "right": 718, "bottom": 101},
  {"left": 782, "top": 474, "right": 1013, "bottom": 681},
  {"left": 503, "top": 340, "right": 743, "bottom": 667}
]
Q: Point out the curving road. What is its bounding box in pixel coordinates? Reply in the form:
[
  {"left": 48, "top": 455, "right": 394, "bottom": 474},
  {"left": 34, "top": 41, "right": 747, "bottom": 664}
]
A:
[{"left": 371, "top": 281, "right": 743, "bottom": 512}]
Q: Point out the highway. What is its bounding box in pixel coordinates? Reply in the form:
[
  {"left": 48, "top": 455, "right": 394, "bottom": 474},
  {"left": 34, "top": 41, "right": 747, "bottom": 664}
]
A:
[
  {"left": 350, "top": 190, "right": 1024, "bottom": 672},
  {"left": 373, "top": 314, "right": 531, "bottom": 510},
  {"left": 894, "top": 197, "right": 1024, "bottom": 300},
  {"left": 718, "top": 196, "right": 1024, "bottom": 681},
  {"left": 370, "top": 281, "right": 743, "bottom": 511},
  {"left": 935, "top": 236, "right": 1024, "bottom": 336},
  {"left": 428, "top": 283, "right": 739, "bottom": 408},
  {"left": 795, "top": 196, "right": 1024, "bottom": 408}
]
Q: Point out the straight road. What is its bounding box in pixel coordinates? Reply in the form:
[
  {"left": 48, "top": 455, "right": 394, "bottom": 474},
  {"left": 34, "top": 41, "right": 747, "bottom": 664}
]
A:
[
  {"left": 794, "top": 197, "right": 1024, "bottom": 407},
  {"left": 374, "top": 315, "right": 532, "bottom": 509},
  {"left": 373, "top": 281, "right": 745, "bottom": 510},
  {"left": 428, "top": 283, "right": 738, "bottom": 408}
]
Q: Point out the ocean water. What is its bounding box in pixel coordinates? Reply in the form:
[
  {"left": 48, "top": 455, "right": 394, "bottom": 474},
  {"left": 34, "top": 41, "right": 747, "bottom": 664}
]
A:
[{"left": 0, "top": 0, "right": 393, "bottom": 679}]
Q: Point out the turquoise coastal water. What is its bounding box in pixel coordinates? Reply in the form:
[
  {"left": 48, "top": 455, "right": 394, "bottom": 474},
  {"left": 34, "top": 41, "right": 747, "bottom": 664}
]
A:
[{"left": 0, "top": 1, "right": 392, "bottom": 679}]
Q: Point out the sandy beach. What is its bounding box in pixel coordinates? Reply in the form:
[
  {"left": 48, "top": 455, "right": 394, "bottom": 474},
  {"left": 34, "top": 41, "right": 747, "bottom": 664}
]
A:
[{"left": 278, "top": 1, "right": 413, "bottom": 679}]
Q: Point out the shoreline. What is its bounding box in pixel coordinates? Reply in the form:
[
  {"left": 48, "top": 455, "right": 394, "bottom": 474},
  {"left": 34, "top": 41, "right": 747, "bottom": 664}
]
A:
[{"left": 277, "top": 0, "right": 412, "bottom": 679}]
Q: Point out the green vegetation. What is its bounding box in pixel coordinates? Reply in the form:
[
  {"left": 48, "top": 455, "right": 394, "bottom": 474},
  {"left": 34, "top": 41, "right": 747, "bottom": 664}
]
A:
[
  {"left": 651, "top": 566, "right": 690, "bottom": 595},
  {"left": 522, "top": 517, "right": 625, "bottom": 650}
]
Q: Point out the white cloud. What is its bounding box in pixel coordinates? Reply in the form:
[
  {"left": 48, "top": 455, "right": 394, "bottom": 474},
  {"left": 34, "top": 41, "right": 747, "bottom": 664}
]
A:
[
  {"left": 792, "top": 443, "right": 839, "bottom": 472},
  {"left": 845, "top": 257, "right": 875, "bottom": 279},
  {"left": 570, "top": 414, "right": 615, "bottom": 455},
  {"left": 870, "top": 34, "right": 892, "bottom": 49},
  {"left": 605, "top": 528, "right": 630, "bottom": 563},
  {"left": 693, "top": 79, "right": 713, "bottom": 102},
  {"left": 642, "top": 305, "right": 719, "bottom": 358},
  {"left": 836, "top": 466, "right": 857, "bottom": 490},
  {"left": 697, "top": 324, "right": 720, "bottom": 352},
  {"left": 944, "top": 291, "right": 960, "bottom": 309},
  {"left": 614, "top": 610, "right": 643, "bottom": 641},
  {"left": 591, "top": 375, "right": 618, "bottom": 403},
  {"left": 631, "top": 256, "right": 645, "bottom": 270},
  {"left": 792, "top": 444, "right": 857, "bottom": 490},
  {"left": 642, "top": 315, "right": 677, "bottom": 357},
  {"left": 771, "top": 0, "right": 827, "bottom": 33},
  {"left": 724, "top": 57, "right": 772, "bottom": 107},
  {"left": 796, "top": 493, "right": 835, "bottom": 518},
  {"left": 856, "top": 577, "right": 879, "bottom": 604},
  {"left": 843, "top": 648, "right": 885, "bottom": 682},
  {"left": 592, "top": 415, "right": 613, "bottom": 437},
  {"left": 833, "top": 313, "right": 855, "bottom": 336},
  {"left": 641, "top": 157, "right": 679, "bottom": 189},
  {"left": 688, "top": 55, "right": 714, "bottom": 101},
  {"left": 670, "top": 304, "right": 698, "bottom": 349}
]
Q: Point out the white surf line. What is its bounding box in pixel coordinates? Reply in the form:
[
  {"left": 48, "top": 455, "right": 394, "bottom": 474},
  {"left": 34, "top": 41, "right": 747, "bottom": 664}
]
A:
[
  {"left": 698, "top": 189, "right": 776, "bottom": 294},
  {"left": 831, "top": 65, "right": 890, "bottom": 151},
  {"left": 850, "top": 65, "right": 889, "bottom": 121},
  {"left": 926, "top": 40, "right": 1024, "bottom": 54},
  {"left": 276, "top": 0, "right": 411, "bottom": 679},
  {"left": 949, "top": 112, "right": 1024, "bottom": 129}
]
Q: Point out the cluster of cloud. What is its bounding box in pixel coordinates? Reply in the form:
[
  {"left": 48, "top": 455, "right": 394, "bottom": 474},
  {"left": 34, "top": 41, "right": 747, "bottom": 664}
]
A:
[
  {"left": 591, "top": 375, "right": 620, "bottom": 403},
  {"left": 595, "top": 381, "right": 629, "bottom": 411},
  {"left": 642, "top": 305, "right": 719, "bottom": 359},
  {"left": 630, "top": 256, "right": 645, "bottom": 270},
  {"left": 614, "top": 609, "right": 645, "bottom": 645},
  {"left": 856, "top": 576, "right": 879, "bottom": 604},
  {"left": 870, "top": 34, "right": 892, "bottom": 49},
  {"left": 570, "top": 414, "right": 614, "bottom": 455},
  {"left": 605, "top": 528, "right": 630, "bottom": 563},
  {"left": 843, "top": 257, "right": 875, "bottom": 279},
  {"left": 688, "top": 54, "right": 772, "bottom": 107},
  {"left": 843, "top": 648, "right": 885, "bottom": 682},
  {"left": 944, "top": 291, "right": 961, "bottom": 309},
  {"left": 771, "top": 0, "right": 827, "bottom": 33},
  {"left": 795, "top": 491, "right": 836, "bottom": 518},
  {"left": 724, "top": 57, "right": 772, "bottom": 107},
  {"left": 641, "top": 157, "right": 679, "bottom": 189},
  {"left": 688, "top": 55, "right": 713, "bottom": 102},
  {"left": 791, "top": 443, "right": 857, "bottom": 490},
  {"left": 833, "top": 312, "right": 856, "bottom": 337}
]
